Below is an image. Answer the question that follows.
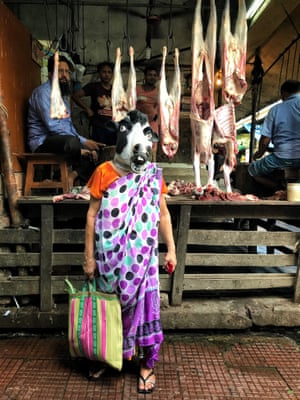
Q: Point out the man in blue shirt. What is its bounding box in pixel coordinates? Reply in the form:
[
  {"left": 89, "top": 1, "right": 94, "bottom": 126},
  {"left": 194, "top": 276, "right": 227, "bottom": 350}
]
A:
[
  {"left": 27, "top": 54, "right": 102, "bottom": 187},
  {"left": 248, "top": 80, "right": 300, "bottom": 191}
]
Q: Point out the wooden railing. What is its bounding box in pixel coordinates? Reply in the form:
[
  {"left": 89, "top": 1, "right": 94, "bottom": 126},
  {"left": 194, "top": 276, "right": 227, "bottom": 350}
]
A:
[{"left": 0, "top": 197, "right": 300, "bottom": 328}]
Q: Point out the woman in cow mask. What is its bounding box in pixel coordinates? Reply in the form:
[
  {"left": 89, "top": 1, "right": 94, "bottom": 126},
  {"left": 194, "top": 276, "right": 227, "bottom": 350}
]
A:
[{"left": 83, "top": 110, "right": 177, "bottom": 394}]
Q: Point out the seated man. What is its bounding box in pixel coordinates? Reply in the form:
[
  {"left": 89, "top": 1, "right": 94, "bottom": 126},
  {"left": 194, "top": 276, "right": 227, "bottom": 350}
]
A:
[
  {"left": 248, "top": 80, "right": 300, "bottom": 193},
  {"left": 27, "top": 54, "right": 102, "bottom": 187}
]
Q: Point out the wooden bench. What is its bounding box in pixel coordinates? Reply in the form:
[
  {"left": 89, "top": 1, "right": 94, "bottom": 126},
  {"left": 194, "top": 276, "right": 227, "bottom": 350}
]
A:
[{"left": 16, "top": 153, "right": 70, "bottom": 196}]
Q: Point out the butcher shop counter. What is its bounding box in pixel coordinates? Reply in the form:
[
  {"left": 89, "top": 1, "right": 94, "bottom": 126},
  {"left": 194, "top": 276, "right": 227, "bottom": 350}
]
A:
[{"left": 0, "top": 196, "right": 300, "bottom": 329}]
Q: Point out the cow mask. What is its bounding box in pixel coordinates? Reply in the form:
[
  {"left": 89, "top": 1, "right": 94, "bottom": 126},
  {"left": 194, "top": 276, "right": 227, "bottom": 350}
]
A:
[{"left": 111, "top": 110, "right": 158, "bottom": 173}]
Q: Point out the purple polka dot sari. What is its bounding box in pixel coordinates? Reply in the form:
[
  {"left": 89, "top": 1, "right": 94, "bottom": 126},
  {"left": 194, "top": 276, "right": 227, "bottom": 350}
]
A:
[{"left": 95, "top": 163, "right": 163, "bottom": 368}]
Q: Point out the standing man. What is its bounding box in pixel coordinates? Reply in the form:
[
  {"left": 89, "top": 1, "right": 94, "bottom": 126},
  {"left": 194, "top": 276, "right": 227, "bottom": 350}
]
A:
[
  {"left": 72, "top": 62, "right": 116, "bottom": 145},
  {"left": 248, "top": 80, "right": 300, "bottom": 191},
  {"left": 27, "top": 54, "right": 101, "bottom": 188},
  {"left": 136, "top": 65, "right": 159, "bottom": 161}
]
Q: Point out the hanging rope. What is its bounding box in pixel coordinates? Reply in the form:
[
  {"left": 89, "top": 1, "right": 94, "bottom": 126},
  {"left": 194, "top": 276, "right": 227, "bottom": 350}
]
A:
[
  {"left": 79, "top": 0, "right": 86, "bottom": 64},
  {"left": 278, "top": 55, "right": 284, "bottom": 93},
  {"left": 167, "top": 0, "right": 175, "bottom": 52},
  {"left": 122, "top": 0, "right": 130, "bottom": 57},
  {"left": 291, "top": 40, "right": 298, "bottom": 77},
  {"left": 285, "top": 48, "right": 291, "bottom": 80},
  {"left": 106, "top": 7, "right": 111, "bottom": 61},
  {"left": 280, "top": 1, "right": 299, "bottom": 36},
  {"left": 43, "top": 0, "right": 54, "bottom": 55}
]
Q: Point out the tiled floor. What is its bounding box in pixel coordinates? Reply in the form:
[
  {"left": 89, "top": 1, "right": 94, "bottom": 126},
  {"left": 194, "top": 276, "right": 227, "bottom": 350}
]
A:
[{"left": 0, "top": 332, "right": 300, "bottom": 399}]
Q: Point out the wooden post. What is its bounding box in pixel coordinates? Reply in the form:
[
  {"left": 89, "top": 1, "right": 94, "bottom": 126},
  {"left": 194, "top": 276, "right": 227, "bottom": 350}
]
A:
[
  {"left": 0, "top": 86, "right": 23, "bottom": 227},
  {"left": 294, "top": 248, "right": 300, "bottom": 303},
  {"left": 171, "top": 204, "right": 191, "bottom": 306},
  {"left": 40, "top": 204, "right": 54, "bottom": 311}
]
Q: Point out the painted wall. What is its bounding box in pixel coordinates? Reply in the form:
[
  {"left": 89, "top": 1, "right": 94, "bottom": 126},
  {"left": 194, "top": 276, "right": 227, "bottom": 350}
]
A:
[{"left": 0, "top": 3, "right": 40, "bottom": 172}]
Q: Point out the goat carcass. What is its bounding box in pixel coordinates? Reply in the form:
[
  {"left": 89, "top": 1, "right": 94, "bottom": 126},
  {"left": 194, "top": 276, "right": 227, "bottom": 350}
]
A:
[
  {"left": 190, "top": 0, "right": 216, "bottom": 192},
  {"left": 211, "top": 0, "right": 248, "bottom": 191},
  {"left": 112, "top": 46, "right": 137, "bottom": 122},
  {"left": 50, "top": 51, "right": 69, "bottom": 119},
  {"left": 159, "top": 46, "right": 181, "bottom": 158}
]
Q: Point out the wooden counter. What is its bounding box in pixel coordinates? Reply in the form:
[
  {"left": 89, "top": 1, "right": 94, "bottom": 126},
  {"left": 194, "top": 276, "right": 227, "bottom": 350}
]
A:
[{"left": 0, "top": 196, "right": 300, "bottom": 329}]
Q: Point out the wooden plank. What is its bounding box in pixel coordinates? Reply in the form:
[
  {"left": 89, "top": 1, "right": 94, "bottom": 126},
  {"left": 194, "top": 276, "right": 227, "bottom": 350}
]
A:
[
  {"left": 0, "top": 229, "right": 40, "bottom": 243},
  {"left": 165, "top": 198, "right": 300, "bottom": 220},
  {"left": 0, "top": 277, "right": 40, "bottom": 295},
  {"left": 52, "top": 253, "right": 84, "bottom": 265},
  {"left": 185, "top": 253, "right": 297, "bottom": 267},
  {"left": 0, "top": 274, "right": 171, "bottom": 296},
  {"left": 0, "top": 253, "right": 40, "bottom": 267},
  {"left": 0, "top": 309, "right": 68, "bottom": 330},
  {"left": 40, "top": 204, "right": 53, "bottom": 311},
  {"left": 188, "top": 230, "right": 300, "bottom": 249},
  {"left": 171, "top": 205, "right": 191, "bottom": 306},
  {"left": 183, "top": 273, "right": 295, "bottom": 290},
  {"left": 53, "top": 229, "right": 85, "bottom": 243},
  {"left": 51, "top": 274, "right": 172, "bottom": 293}
]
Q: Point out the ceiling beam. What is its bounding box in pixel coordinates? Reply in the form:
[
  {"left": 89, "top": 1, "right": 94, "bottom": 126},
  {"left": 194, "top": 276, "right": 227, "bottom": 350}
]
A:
[{"left": 3, "top": 0, "right": 195, "bottom": 8}]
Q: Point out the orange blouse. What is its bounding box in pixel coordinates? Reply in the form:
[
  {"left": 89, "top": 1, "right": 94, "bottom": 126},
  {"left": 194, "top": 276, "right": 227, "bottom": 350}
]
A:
[{"left": 87, "top": 161, "right": 168, "bottom": 200}]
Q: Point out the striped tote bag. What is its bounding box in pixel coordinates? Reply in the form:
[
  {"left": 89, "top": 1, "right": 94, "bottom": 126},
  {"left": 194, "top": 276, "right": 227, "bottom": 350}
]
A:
[{"left": 65, "top": 278, "right": 123, "bottom": 371}]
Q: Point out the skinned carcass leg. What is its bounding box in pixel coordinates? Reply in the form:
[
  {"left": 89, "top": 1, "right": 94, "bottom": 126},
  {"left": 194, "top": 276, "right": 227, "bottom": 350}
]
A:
[
  {"left": 126, "top": 46, "right": 136, "bottom": 111},
  {"left": 190, "top": 0, "right": 217, "bottom": 192},
  {"left": 159, "top": 46, "right": 181, "bottom": 159},
  {"left": 220, "top": 0, "right": 248, "bottom": 105}
]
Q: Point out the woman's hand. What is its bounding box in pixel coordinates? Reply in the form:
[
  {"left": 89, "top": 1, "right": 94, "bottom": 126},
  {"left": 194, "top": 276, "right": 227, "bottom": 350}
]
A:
[
  {"left": 83, "top": 257, "right": 96, "bottom": 280},
  {"left": 163, "top": 249, "right": 177, "bottom": 274}
]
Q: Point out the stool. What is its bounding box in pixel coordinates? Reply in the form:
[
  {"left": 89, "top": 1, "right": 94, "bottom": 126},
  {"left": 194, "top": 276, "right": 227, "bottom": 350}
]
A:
[{"left": 17, "top": 153, "right": 70, "bottom": 196}]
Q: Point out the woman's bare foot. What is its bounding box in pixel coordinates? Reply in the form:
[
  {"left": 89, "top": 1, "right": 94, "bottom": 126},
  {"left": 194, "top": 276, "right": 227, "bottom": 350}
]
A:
[{"left": 138, "top": 367, "right": 156, "bottom": 394}]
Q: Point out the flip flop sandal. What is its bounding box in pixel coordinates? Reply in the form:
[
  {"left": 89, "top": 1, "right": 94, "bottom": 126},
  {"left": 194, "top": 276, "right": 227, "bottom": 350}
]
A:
[
  {"left": 137, "top": 370, "right": 156, "bottom": 394},
  {"left": 88, "top": 365, "right": 106, "bottom": 381}
]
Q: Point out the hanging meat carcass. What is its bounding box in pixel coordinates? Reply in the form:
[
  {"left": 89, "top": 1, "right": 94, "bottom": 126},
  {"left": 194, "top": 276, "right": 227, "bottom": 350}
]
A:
[
  {"left": 211, "top": 0, "right": 248, "bottom": 192},
  {"left": 50, "top": 51, "right": 69, "bottom": 119},
  {"left": 112, "top": 47, "right": 127, "bottom": 122},
  {"left": 112, "top": 46, "right": 137, "bottom": 122},
  {"left": 220, "top": 0, "right": 248, "bottom": 105},
  {"left": 190, "top": 0, "right": 248, "bottom": 193},
  {"left": 190, "top": 0, "right": 217, "bottom": 192},
  {"left": 159, "top": 46, "right": 181, "bottom": 158}
]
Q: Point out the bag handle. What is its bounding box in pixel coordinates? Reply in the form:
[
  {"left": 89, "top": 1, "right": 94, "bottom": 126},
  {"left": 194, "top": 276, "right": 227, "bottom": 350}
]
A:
[
  {"left": 87, "top": 278, "right": 97, "bottom": 292},
  {"left": 65, "top": 278, "right": 97, "bottom": 294}
]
